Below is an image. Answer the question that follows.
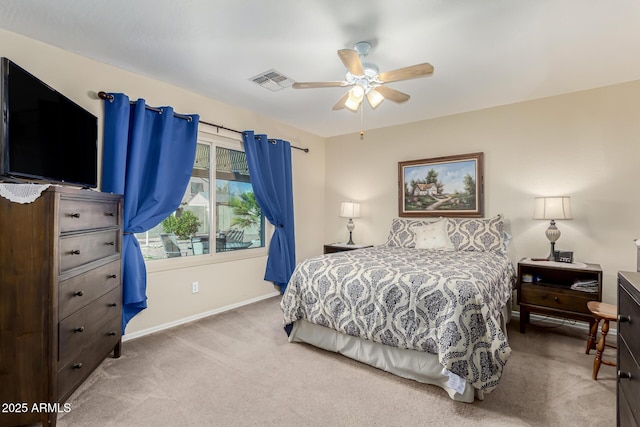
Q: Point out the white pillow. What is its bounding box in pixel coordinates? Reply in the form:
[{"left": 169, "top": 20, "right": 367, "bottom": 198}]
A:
[
  {"left": 384, "top": 217, "right": 441, "bottom": 247},
  {"left": 414, "top": 219, "right": 454, "bottom": 251}
]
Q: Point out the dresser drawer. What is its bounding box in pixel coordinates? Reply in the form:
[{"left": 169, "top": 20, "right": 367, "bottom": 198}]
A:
[
  {"left": 59, "top": 197, "right": 120, "bottom": 233},
  {"left": 618, "top": 338, "right": 640, "bottom": 425},
  {"left": 58, "top": 287, "right": 121, "bottom": 368},
  {"left": 619, "top": 285, "right": 640, "bottom": 360},
  {"left": 58, "top": 260, "right": 122, "bottom": 320},
  {"left": 618, "top": 387, "right": 637, "bottom": 427},
  {"left": 520, "top": 285, "right": 595, "bottom": 314},
  {"left": 57, "top": 315, "right": 121, "bottom": 401},
  {"left": 59, "top": 229, "right": 120, "bottom": 274}
]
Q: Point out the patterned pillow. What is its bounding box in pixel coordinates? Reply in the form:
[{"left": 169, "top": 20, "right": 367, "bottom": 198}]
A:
[
  {"left": 447, "top": 215, "right": 505, "bottom": 252},
  {"left": 385, "top": 217, "right": 442, "bottom": 247}
]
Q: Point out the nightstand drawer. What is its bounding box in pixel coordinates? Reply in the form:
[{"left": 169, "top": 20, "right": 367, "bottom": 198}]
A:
[{"left": 520, "top": 285, "right": 595, "bottom": 314}]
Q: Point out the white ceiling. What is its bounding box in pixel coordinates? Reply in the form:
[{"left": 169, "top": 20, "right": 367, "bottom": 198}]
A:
[{"left": 1, "top": 0, "right": 640, "bottom": 137}]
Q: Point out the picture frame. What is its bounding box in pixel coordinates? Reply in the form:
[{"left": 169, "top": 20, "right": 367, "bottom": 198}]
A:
[{"left": 398, "top": 152, "right": 484, "bottom": 217}]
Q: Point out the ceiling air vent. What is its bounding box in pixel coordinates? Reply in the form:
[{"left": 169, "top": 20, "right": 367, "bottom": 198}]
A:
[{"left": 249, "top": 69, "right": 294, "bottom": 92}]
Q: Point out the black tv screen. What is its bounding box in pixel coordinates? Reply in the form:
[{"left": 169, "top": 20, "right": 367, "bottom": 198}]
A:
[{"left": 0, "top": 58, "right": 97, "bottom": 188}]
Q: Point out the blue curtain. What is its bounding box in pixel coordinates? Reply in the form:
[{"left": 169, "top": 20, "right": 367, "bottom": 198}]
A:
[
  {"left": 102, "top": 93, "right": 199, "bottom": 332},
  {"left": 243, "top": 131, "right": 296, "bottom": 292}
]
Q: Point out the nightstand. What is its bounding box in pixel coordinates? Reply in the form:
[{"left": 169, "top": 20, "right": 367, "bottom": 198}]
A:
[
  {"left": 323, "top": 243, "right": 373, "bottom": 254},
  {"left": 516, "top": 258, "right": 602, "bottom": 333}
]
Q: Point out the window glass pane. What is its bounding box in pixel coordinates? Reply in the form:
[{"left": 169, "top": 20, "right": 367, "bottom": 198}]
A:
[
  {"left": 136, "top": 139, "right": 265, "bottom": 261},
  {"left": 215, "top": 146, "right": 264, "bottom": 252}
]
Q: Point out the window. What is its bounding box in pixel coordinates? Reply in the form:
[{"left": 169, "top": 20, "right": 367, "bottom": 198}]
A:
[{"left": 136, "top": 134, "right": 265, "bottom": 260}]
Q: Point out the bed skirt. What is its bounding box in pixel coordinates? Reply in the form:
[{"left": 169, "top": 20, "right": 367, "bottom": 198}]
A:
[{"left": 287, "top": 301, "right": 511, "bottom": 403}]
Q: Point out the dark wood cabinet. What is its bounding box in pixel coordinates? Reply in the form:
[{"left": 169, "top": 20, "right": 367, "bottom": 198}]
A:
[
  {"left": 0, "top": 186, "right": 123, "bottom": 427},
  {"left": 617, "top": 271, "right": 640, "bottom": 427},
  {"left": 516, "top": 258, "right": 602, "bottom": 333}
]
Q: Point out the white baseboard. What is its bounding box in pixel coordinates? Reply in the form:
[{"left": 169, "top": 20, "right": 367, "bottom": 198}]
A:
[
  {"left": 511, "top": 310, "right": 617, "bottom": 336},
  {"left": 122, "top": 291, "right": 281, "bottom": 342}
]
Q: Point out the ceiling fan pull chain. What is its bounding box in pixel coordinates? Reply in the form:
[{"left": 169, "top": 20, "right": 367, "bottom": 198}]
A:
[{"left": 360, "top": 105, "right": 365, "bottom": 139}]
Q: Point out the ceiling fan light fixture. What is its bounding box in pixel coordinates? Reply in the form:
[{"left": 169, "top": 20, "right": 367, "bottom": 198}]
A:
[
  {"left": 366, "top": 88, "right": 384, "bottom": 109},
  {"left": 351, "top": 85, "right": 364, "bottom": 98},
  {"left": 344, "top": 85, "right": 365, "bottom": 111},
  {"left": 294, "top": 40, "right": 434, "bottom": 120}
]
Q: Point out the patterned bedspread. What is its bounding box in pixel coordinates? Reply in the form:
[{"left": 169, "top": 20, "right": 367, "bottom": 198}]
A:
[{"left": 281, "top": 246, "right": 515, "bottom": 392}]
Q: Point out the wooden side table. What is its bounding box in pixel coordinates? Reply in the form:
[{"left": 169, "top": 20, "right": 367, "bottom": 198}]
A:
[
  {"left": 516, "top": 258, "right": 602, "bottom": 333},
  {"left": 323, "top": 243, "right": 373, "bottom": 254}
]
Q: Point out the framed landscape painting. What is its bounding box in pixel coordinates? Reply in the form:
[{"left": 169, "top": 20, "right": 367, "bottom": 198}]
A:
[{"left": 398, "top": 152, "right": 484, "bottom": 217}]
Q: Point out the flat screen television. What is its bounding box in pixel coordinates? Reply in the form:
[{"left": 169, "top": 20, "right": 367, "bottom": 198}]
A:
[{"left": 0, "top": 58, "right": 98, "bottom": 188}]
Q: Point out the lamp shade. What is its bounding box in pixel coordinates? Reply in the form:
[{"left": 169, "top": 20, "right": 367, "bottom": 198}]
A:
[
  {"left": 340, "top": 201, "right": 361, "bottom": 218},
  {"left": 533, "top": 196, "right": 573, "bottom": 220},
  {"left": 366, "top": 88, "right": 384, "bottom": 109}
]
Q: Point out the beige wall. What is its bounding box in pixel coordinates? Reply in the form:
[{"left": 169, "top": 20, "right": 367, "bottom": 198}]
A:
[
  {"left": 325, "top": 80, "right": 640, "bottom": 305},
  {"left": 4, "top": 27, "right": 638, "bottom": 332},
  {"left": 0, "top": 29, "right": 327, "bottom": 335}
]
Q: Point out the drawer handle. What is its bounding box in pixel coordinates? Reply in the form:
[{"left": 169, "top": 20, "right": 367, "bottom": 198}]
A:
[
  {"left": 69, "top": 213, "right": 81, "bottom": 219},
  {"left": 72, "top": 363, "right": 83, "bottom": 369},
  {"left": 105, "top": 212, "right": 115, "bottom": 217},
  {"left": 618, "top": 314, "right": 631, "bottom": 323},
  {"left": 73, "top": 290, "right": 84, "bottom": 297},
  {"left": 108, "top": 331, "right": 117, "bottom": 336},
  {"left": 74, "top": 326, "right": 85, "bottom": 333},
  {"left": 108, "top": 303, "right": 118, "bottom": 307},
  {"left": 618, "top": 370, "right": 632, "bottom": 380},
  {"left": 553, "top": 297, "right": 559, "bottom": 302},
  {"left": 105, "top": 241, "right": 115, "bottom": 246},
  {"left": 107, "top": 274, "right": 117, "bottom": 279},
  {"left": 70, "top": 249, "right": 81, "bottom": 255}
]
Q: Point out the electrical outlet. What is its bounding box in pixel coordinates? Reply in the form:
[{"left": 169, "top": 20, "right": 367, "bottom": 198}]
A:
[{"left": 192, "top": 281, "right": 199, "bottom": 294}]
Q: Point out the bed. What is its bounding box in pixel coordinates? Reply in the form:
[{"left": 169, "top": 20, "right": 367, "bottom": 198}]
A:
[{"left": 281, "top": 216, "right": 515, "bottom": 402}]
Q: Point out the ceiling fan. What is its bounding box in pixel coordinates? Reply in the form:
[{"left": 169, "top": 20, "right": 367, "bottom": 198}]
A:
[{"left": 292, "top": 41, "right": 434, "bottom": 112}]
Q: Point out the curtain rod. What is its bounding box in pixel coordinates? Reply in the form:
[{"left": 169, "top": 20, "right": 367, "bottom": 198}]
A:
[{"left": 98, "top": 91, "right": 309, "bottom": 153}]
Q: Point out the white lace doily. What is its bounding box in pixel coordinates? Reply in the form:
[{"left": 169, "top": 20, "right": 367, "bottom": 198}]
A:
[{"left": 0, "top": 183, "right": 51, "bottom": 204}]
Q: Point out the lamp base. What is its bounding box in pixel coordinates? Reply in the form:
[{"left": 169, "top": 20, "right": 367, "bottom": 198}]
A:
[
  {"left": 547, "top": 241, "right": 556, "bottom": 261},
  {"left": 346, "top": 219, "right": 355, "bottom": 245},
  {"left": 545, "top": 220, "right": 560, "bottom": 261},
  {"left": 346, "top": 231, "right": 355, "bottom": 245}
]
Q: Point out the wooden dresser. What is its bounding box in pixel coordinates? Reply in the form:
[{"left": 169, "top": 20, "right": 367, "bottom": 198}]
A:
[
  {"left": 0, "top": 186, "right": 123, "bottom": 427},
  {"left": 617, "top": 271, "right": 640, "bottom": 427}
]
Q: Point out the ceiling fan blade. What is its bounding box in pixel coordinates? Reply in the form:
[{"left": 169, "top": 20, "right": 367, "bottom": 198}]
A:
[
  {"left": 332, "top": 92, "right": 350, "bottom": 110},
  {"left": 338, "top": 49, "right": 364, "bottom": 76},
  {"left": 375, "top": 86, "right": 410, "bottom": 103},
  {"left": 377, "top": 63, "right": 434, "bottom": 83},
  {"left": 293, "top": 81, "right": 348, "bottom": 89}
]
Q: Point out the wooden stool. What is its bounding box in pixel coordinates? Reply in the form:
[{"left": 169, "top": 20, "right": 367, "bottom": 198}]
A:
[{"left": 585, "top": 301, "right": 617, "bottom": 380}]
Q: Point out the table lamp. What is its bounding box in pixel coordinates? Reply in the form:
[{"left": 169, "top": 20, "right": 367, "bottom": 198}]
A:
[
  {"left": 533, "top": 196, "right": 573, "bottom": 260},
  {"left": 339, "top": 201, "right": 361, "bottom": 245}
]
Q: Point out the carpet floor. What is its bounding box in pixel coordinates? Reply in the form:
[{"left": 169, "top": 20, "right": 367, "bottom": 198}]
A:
[{"left": 58, "top": 297, "right": 616, "bottom": 427}]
